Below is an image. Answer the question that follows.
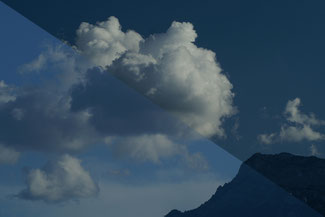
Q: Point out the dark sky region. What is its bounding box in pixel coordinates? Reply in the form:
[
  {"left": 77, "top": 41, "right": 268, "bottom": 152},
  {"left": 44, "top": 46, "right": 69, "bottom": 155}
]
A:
[{"left": 1, "top": 0, "right": 325, "bottom": 216}]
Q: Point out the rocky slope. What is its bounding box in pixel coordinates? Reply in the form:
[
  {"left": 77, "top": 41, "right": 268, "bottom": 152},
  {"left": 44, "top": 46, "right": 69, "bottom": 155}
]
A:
[{"left": 165, "top": 153, "right": 325, "bottom": 217}]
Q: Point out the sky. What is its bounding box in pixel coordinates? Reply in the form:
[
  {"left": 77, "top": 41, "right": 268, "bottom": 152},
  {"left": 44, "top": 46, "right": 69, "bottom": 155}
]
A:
[
  {"left": 0, "top": 2, "right": 241, "bottom": 217},
  {"left": 1, "top": 0, "right": 325, "bottom": 216}
]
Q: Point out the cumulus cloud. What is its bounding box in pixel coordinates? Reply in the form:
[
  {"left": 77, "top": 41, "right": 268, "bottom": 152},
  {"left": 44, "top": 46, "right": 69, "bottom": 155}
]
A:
[
  {"left": 74, "top": 16, "right": 236, "bottom": 137},
  {"left": 0, "top": 16, "right": 235, "bottom": 169},
  {"left": 258, "top": 98, "right": 325, "bottom": 144},
  {"left": 76, "top": 16, "right": 143, "bottom": 67},
  {"left": 0, "top": 44, "right": 103, "bottom": 154},
  {"left": 0, "top": 87, "right": 99, "bottom": 152},
  {"left": 18, "top": 154, "right": 98, "bottom": 203},
  {"left": 0, "top": 144, "right": 20, "bottom": 164}
]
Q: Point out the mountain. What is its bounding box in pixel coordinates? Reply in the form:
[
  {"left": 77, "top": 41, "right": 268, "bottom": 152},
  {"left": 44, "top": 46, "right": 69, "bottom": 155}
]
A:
[{"left": 165, "top": 153, "right": 325, "bottom": 217}]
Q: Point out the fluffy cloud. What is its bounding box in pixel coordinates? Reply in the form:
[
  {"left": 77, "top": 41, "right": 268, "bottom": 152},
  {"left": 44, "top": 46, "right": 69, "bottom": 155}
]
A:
[
  {"left": 284, "top": 98, "right": 325, "bottom": 126},
  {"left": 0, "top": 87, "right": 99, "bottom": 152},
  {"left": 0, "top": 17, "right": 234, "bottom": 169},
  {"left": 258, "top": 98, "right": 325, "bottom": 144},
  {"left": 74, "top": 17, "right": 236, "bottom": 137},
  {"left": 18, "top": 154, "right": 98, "bottom": 203},
  {"left": 279, "top": 125, "right": 324, "bottom": 142},
  {"left": 0, "top": 144, "right": 20, "bottom": 164},
  {"left": 76, "top": 16, "right": 143, "bottom": 67}
]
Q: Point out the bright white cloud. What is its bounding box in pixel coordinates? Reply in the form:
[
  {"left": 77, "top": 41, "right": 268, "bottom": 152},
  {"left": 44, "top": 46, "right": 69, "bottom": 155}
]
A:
[
  {"left": 1, "top": 16, "right": 234, "bottom": 171},
  {"left": 75, "top": 16, "right": 236, "bottom": 137},
  {"left": 18, "top": 154, "right": 98, "bottom": 203},
  {"left": 258, "top": 98, "right": 325, "bottom": 144},
  {"left": 0, "top": 144, "right": 20, "bottom": 164},
  {"left": 76, "top": 16, "right": 143, "bottom": 67}
]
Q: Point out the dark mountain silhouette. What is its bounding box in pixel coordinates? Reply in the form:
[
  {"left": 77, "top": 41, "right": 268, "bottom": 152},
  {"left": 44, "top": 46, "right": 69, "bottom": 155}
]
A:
[{"left": 165, "top": 153, "right": 325, "bottom": 217}]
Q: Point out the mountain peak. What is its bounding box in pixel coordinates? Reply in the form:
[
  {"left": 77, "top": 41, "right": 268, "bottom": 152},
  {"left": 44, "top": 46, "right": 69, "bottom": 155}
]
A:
[{"left": 166, "top": 152, "right": 325, "bottom": 217}]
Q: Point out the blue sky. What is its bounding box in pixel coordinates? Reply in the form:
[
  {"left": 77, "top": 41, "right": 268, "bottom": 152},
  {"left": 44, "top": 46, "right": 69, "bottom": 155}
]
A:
[{"left": 1, "top": 0, "right": 325, "bottom": 216}]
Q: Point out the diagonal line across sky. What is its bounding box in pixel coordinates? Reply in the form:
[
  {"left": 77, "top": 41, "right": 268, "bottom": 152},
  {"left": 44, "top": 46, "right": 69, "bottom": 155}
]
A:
[{"left": 1, "top": 0, "right": 325, "bottom": 216}]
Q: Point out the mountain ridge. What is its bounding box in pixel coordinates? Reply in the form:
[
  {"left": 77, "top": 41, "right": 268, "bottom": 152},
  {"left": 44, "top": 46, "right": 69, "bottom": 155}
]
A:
[{"left": 165, "top": 152, "right": 325, "bottom": 217}]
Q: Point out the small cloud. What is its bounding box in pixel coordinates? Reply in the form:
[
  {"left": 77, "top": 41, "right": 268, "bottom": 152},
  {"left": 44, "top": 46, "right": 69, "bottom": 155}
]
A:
[
  {"left": 258, "top": 98, "right": 325, "bottom": 144},
  {"left": 17, "top": 154, "right": 99, "bottom": 203},
  {"left": 284, "top": 98, "right": 325, "bottom": 126},
  {"left": 258, "top": 133, "right": 276, "bottom": 145},
  {"left": 279, "top": 125, "right": 324, "bottom": 142}
]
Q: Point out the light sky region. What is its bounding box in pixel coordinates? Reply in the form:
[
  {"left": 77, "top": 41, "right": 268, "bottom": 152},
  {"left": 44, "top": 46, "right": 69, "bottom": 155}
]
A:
[{"left": 0, "top": 3, "right": 241, "bottom": 217}]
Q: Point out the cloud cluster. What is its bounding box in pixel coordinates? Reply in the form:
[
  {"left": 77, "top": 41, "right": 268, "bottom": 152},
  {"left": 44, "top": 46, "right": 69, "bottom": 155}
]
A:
[
  {"left": 1, "top": 17, "right": 234, "bottom": 157},
  {"left": 18, "top": 154, "right": 98, "bottom": 203},
  {"left": 0, "top": 16, "right": 237, "bottom": 165},
  {"left": 258, "top": 98, "right": 325, "bottom": 144},
  {"left": 0, "top": 86, "right": 99, "bottom": 152},
  {"left": 74, "top": 17, "right": 236, "bottom": 137},
  {"left": 0, "top": 17, "right": 235, "bottom": 202}
]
